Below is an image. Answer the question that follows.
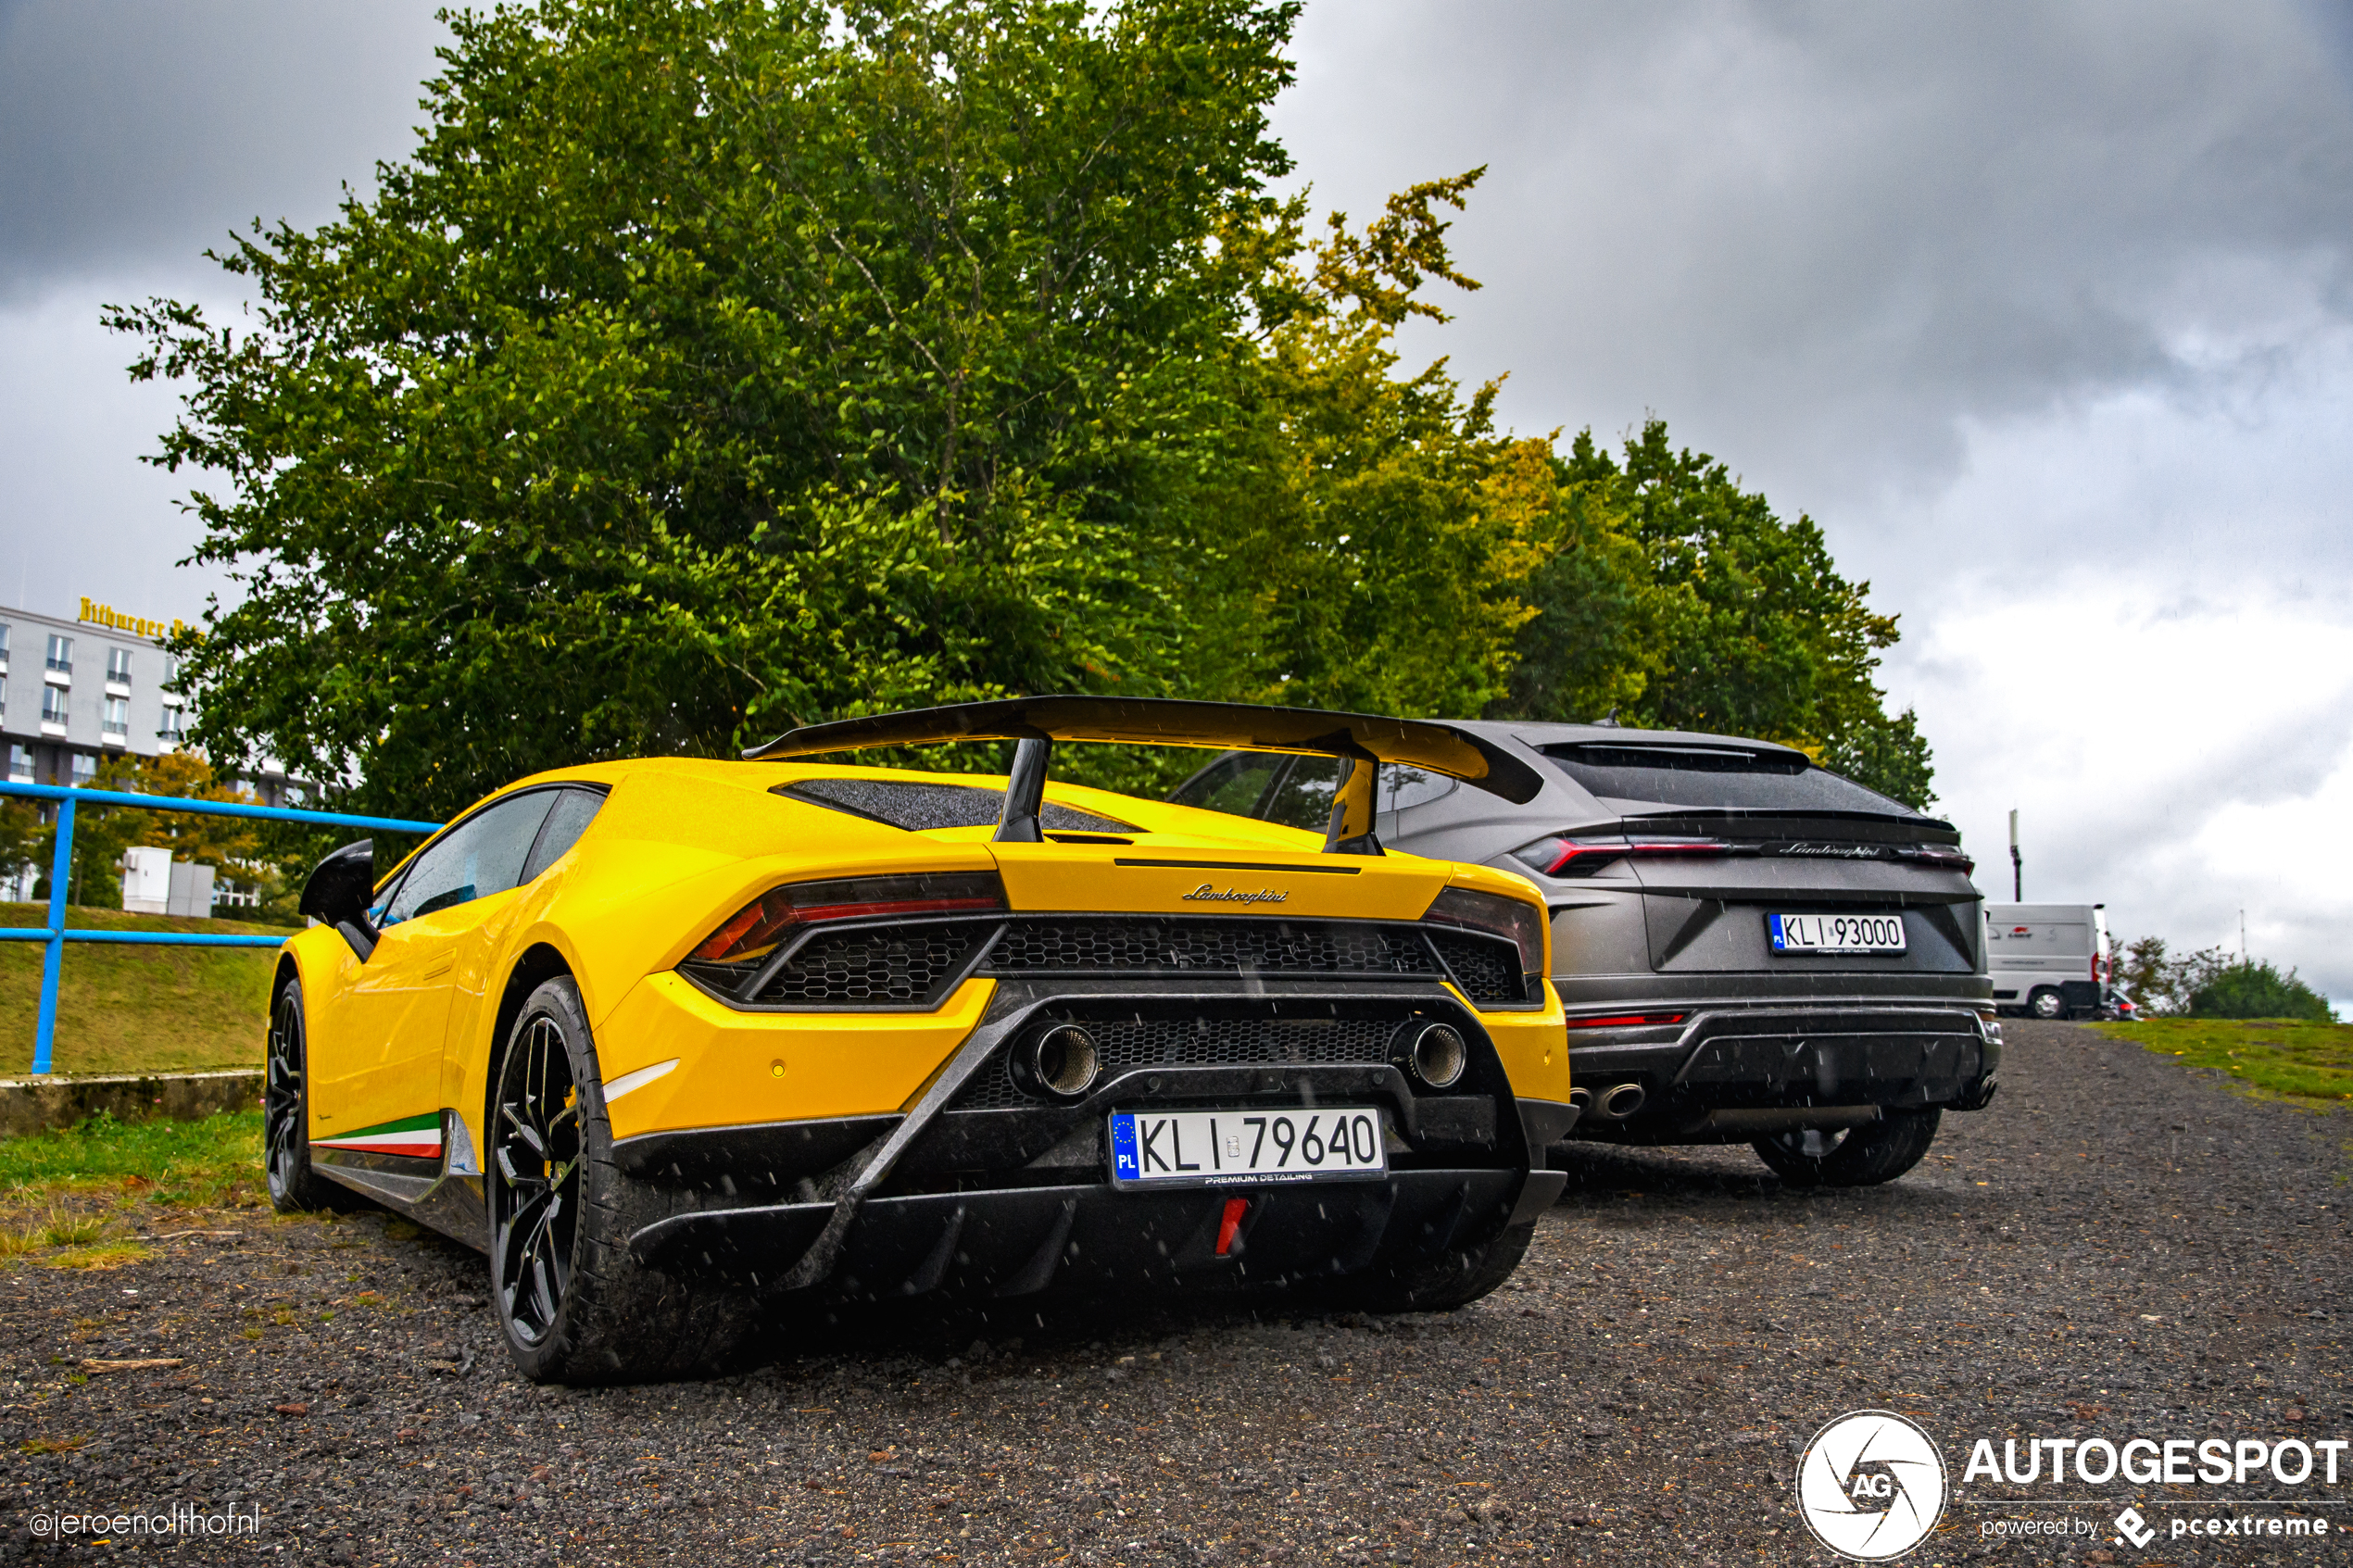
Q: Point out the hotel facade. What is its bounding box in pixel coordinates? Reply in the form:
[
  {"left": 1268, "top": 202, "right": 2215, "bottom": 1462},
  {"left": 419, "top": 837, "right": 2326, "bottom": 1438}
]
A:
[{"left": 1, "top": 597, "right": 298, "bottom": 905}]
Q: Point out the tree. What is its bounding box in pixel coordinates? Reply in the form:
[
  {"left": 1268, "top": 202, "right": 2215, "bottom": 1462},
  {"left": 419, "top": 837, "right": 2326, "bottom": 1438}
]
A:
[
  {"left": 1195, "top": 171, "right": 1555, "bottom": 721},
  {"left": 2189, "top": 960, "right": 2334, "bottom": 1022},
  {"left": 0, "top": 801, "right": 42, "bottom": 902},
  {"left": 37, "top": 753, "right": 271, "bottom": 913},
  {"left": 114, "top": 0, "right": 1306, "bottom": 819},
  {"left": 115, "top": 0, "right": 1937, "bottom": 817},
  {"left": 1496, "top": 420, "right": 1937, "bottom": 809}
]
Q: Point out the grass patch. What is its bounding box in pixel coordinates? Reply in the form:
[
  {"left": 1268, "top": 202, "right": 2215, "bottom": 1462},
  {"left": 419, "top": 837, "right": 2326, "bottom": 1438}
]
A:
[
  {"left": 2092, "top": 1018, "right": 2353, "bottom": 1107},
  {"left": 0, "top": 1109, "right": 263, "bottom": 1207},
  {"left": 0, "top": 901, "right": 285, "bottom": 1076},
  {"left": 0, "top": 1205, "right": 109, "bottom": 1254},
  {"left": 18, "top": 1435, "right": 88, "bottom": 1455},
  {"left": 43, "top": 1242, "right": 154, "bottom": 1271}
]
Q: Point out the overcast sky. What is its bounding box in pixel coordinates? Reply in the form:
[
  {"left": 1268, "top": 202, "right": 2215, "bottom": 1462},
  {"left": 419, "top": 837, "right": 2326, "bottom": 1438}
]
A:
[{"left": 6, "top": 0, "right": 2351, "bottom": 997}]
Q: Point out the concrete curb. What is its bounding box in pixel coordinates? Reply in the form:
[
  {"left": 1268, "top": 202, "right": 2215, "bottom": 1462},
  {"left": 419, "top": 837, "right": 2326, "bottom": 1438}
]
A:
[{"left": 0, "top": 1068, "right": 263, "bottom": 1140}]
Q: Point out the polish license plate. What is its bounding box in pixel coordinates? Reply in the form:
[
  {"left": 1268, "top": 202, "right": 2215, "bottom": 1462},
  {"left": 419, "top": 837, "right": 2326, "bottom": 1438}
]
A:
[
  {"left": 1768, "top": 912, "right": 1908, "bottom": 954},
  {"left": 1108, "top": 1108, "right": 1388, "bottom": 1188}
]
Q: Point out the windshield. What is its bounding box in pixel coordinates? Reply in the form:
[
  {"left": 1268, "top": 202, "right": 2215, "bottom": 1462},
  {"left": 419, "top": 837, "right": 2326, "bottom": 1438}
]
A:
[{"left": 1541, "top": 743, "right": 1912, "bottom": 816}]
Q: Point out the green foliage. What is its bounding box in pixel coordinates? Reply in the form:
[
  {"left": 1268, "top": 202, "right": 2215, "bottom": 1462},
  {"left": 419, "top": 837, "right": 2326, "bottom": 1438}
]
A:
[
  {"left": 1818, "top": 707, "right": 1936, "bottom": 812},
  {"left": 2118, "top": 938, "right": 2335, "bottom": 1023},
  {"left": 2117, "top": 935, "right": 2231, "bottom": 1017},
  {"left": 0, "top": 801, "right": 40, "bottom": 887},
  {"left": 1497, "top": 420, "right": 1934, "bottom": 808},
  {"left": 112, "top": 0, "right": 1934, "bottom": 816},
  {"left": 114, "top": 0, "right": 1306, "bottom": 819},
  {"left": 1197, "top": 171, "right": 1555, "bottom": 719},
  {"left": 2189, "top": 960, "right": 2334, "bottom": 1023}
]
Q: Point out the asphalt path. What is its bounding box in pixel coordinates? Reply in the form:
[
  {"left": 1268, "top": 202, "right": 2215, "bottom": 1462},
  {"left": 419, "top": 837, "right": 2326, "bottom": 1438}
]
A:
[{"left": 2, "top": 1020, "right": 2347, "bottom": 1565}]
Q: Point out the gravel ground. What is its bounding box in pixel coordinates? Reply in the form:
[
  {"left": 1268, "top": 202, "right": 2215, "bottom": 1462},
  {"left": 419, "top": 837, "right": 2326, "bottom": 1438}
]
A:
[{"left": 2, "top": 1020, "right": 2347, "bottom": 1566}]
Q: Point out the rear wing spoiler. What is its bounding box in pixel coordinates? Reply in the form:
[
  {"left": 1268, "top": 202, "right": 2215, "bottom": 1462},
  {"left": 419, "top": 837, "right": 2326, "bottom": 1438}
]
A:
[{"left": 744, "top": 696, "right": 1545, "bottom": 855}]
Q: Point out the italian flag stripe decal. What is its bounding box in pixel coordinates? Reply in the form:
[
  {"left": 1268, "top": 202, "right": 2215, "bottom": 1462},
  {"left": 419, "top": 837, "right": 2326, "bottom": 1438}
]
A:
[{"left": 313, "top": 1111, "right": 443, "bottom": 1160}]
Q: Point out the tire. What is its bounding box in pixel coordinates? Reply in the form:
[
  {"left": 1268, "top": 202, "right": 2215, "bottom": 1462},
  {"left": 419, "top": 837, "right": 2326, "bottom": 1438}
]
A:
[
  {"left": 488, "top": 976, "right": 755, "bottom": 1385},
  {"left": 264, "top": 979, "right": 367, "bottom": 1213},
  {"left": 2028, "top": 988, "right": 2066, "bottom": 1021},
  {"left": 1752, "top": 1109, "right": 1941, "bottom": 1188},
  {"left": 1317, "top": 1220, "right": 1536, "bottom": 1314}
]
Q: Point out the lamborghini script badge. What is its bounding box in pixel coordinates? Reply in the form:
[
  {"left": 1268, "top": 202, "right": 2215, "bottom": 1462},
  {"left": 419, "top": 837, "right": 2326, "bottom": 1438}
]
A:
[{"left": 1181, "top": 884, "right": 1289, "bottom": 906}]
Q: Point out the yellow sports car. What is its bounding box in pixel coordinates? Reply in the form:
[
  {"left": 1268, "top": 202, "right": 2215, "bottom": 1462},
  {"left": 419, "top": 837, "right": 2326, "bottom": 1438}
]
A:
[{"left": 272, "top": 698, "right": 1575, "bottom": 1383}]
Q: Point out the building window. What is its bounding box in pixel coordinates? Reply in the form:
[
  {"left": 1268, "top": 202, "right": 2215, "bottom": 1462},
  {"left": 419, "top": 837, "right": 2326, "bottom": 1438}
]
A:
[
  {"left": 45, "top": 634, "right": 71, "bottom": 675},
  {"left": 69, "top": 753, "right": 96, "bottom": 786},
  {"left": 0, "top": 622, "right": 11, "bottom": 664},
  {"left": 161, "top": 654, "right": 181, "bottom": 691},
  {"left": 106, "top": 647, "right": 132, "bottom": 685},
  {"left": 0, "top": 675, "right": 6, "bottom": 719},
  {"left": 6, "top": 746, "right": 30, "bottom": 783},
  {"left": 158, "top": 702, "right": 185, "bottom": 744},
  {"left": 41, "top": 685, "right": 67, "bottom": 726},
  {"left": 103, "top": 696, "right": 130, "bottom": 737}
]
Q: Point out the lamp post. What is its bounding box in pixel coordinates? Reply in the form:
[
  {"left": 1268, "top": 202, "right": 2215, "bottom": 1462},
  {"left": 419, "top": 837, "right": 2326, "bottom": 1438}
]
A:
[{"left": 2008, "top": 809, "right": 2022, "bottom": 902}]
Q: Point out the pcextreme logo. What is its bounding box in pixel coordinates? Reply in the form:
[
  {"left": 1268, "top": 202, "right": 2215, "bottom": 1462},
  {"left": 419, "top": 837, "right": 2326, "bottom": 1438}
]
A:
[{"left": 1796, "top": 1411, "right": 1950, "bottom": 1561}]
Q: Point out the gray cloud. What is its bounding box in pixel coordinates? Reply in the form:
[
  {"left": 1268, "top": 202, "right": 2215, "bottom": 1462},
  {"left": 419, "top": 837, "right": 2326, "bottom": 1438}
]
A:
[
  {"left": 1271, "top": 0, "right": 2353, "bottom": 540},
  {"left": 0, "top": 0, "right": 446, "bottom": 297}
]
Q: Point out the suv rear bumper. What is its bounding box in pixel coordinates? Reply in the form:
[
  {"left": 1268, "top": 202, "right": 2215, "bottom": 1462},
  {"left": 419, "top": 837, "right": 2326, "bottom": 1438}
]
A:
[{"left": 1559, "top": 1001, "right": 2000, "bottom": 1146}]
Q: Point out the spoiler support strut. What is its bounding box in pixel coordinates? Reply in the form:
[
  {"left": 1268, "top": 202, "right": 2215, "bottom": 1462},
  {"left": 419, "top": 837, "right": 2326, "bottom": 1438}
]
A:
[{"left": 747, "top": 696, "right": 1544, "bottom": 856}]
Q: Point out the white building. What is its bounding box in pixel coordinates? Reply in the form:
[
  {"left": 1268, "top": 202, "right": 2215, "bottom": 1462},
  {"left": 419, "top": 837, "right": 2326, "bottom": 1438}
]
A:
[{"left": 1, "top": 596, "right": 298, "bottom": 908}]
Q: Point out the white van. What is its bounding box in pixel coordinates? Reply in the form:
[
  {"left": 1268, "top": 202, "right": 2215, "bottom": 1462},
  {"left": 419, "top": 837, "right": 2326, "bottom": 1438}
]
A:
[{"left": 1982, "top": 903, "right": 2108, "bottom": 1020}]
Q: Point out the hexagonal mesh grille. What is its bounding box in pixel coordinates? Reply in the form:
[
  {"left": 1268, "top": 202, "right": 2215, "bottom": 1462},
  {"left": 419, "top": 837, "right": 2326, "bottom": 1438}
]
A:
[
  {"left": 1427, "top": 932, "right": 1523, "bottom": 1004},
  {"left": 954, "top": 1014, "right": 1400, "bottom": 1110},
  {"left": 749, "top": 922, "right": 994, "bottom": 1005},
  {"left": 983, "top": 919, "right": 1441, "bottom": 979}
]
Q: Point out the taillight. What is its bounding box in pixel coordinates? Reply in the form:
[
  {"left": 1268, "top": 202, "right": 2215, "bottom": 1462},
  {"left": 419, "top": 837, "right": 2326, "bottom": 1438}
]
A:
[
  {"left": 1897, "top": 845, "right": 1977, "bottom": 874},
  {"left": 687, "top": 871, "right": 1006, "bottom": 963},
  {"left": 1424, "top": 886, "right": 1547, "bottom": 983},
  {"left": 1507, "top": 834, "right": 1736, "bottom": 878},
  {"left": 1565, "top": 1011, "right": 1686, "bottom": 1031}
]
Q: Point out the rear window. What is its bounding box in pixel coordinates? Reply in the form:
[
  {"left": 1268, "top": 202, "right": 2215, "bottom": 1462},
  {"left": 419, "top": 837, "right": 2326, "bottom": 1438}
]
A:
[{"left": 1541, "top": 743, "right": 1910, "bottom": 815}]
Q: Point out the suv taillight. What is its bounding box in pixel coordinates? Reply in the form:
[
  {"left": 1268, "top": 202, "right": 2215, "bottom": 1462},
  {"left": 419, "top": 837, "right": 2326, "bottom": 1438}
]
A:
[
  {"left": 1507, "top": 834, "right": 1737, "bottom": 878},
  {"left": 688, "top": 871, "right": 1006, "bottom": 964}
]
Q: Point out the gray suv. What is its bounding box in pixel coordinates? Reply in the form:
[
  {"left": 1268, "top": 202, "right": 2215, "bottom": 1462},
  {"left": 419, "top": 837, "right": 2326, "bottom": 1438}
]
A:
[{"left": 1167, "top": 721, "right": 1999, "bottom": 1187}]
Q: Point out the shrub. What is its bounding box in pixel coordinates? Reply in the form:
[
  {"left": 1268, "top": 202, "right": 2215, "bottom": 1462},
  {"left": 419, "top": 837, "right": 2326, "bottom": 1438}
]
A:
[{"left": 2187, "top": 960, "right": 2334, "bottom": 1022}]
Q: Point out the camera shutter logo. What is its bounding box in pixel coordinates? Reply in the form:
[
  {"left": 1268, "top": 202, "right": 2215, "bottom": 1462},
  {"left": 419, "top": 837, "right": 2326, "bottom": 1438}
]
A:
[{"left": 1795, "top": 1410, "right": 1949, "bottom": 1560}]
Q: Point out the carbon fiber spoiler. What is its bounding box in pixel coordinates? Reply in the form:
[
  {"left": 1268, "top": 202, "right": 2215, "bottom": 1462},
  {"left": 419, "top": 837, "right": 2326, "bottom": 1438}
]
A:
[{"left": 742, "top": 696, "right": 1545, "bottom": 853}]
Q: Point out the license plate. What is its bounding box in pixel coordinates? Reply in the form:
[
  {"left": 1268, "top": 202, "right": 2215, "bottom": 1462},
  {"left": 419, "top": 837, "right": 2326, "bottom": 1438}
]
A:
[
  {"left": 1108, "top": 1108, "right": 1387, "bottom": 1188},
  {"left": 1768, "top": 912, "right": 1907, "bottom": 954}
]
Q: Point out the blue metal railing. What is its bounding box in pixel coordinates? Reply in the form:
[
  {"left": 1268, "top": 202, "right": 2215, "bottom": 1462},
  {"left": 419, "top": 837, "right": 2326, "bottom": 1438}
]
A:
[{"left": 0, "top": 781, "right": 442, "bottom": 1074}]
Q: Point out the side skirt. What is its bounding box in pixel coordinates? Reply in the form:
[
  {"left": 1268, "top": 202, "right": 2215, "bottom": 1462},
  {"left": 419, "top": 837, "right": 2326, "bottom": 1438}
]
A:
[{"left": 313, "top": 1110, "right": 489, "bottom": 1253}]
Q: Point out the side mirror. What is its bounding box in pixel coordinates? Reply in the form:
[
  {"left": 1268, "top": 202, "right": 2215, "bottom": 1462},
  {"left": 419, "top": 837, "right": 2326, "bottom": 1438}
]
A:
[{"left": 299, "top": 839, "right": 379, "bottom": 960}]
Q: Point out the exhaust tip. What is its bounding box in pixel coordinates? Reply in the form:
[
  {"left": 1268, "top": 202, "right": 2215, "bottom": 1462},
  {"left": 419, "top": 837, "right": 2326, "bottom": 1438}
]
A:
[
  {"left": 1409, "top": 1023, "right": 1468, "bottom": 1090},
  {"left": 1567, "top": 1086, "right": 1592, "bottom": 1110},
  {"left": 1598, "top": 1082, "right": 1647, "bottom": 1120},
  {"left": 1029, "top": 1024, "right": 1101, "bottom": 1099}
]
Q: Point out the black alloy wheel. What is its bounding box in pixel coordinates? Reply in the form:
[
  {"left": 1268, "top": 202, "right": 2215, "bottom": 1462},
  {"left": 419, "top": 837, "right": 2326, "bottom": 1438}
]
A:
[
  {"left": 485, "top": 976, "right": 756, "bottom": 1385},
  {"left": 1751, "top": 1108, "right": 1942, "bottom": 1187},
  {"left": 263, "top": 979, "right": 356, "bottom": 1212},
  {"left": 491, "top": 1013, "right": 584, "bottom": 1347}
]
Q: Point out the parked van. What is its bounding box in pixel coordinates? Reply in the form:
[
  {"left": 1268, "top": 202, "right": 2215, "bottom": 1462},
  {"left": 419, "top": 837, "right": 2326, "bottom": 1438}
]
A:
[{"left": 1983, "top": 903, "right": 2108, "bottom": 1020}]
